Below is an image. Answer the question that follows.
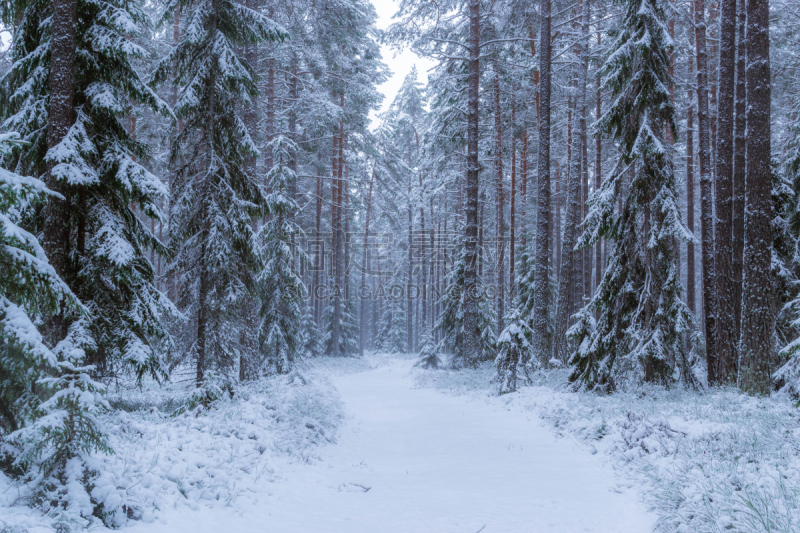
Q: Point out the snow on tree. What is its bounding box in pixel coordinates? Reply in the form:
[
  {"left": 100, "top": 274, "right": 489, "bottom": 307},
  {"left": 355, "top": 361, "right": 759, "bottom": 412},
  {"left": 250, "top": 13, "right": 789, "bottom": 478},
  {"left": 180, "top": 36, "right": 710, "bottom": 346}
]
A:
[
  {"left": 0, "top": 0, "right": 178, "bottom": 380},
  {"left": 495, "top": 309, "right": 533, "bottom": 393},
  {"left": 154, "top": 0, "right": 286, "bottom": 387},
  {"left": 256, "top": 136, "right": 307, "bottom": 375},
  {"left": 434, "top": 246, "right": 496, "bottom": 367},
  {"left": 568, "top": 0, "right": 698, "bottom": 391},
  {"left": 0, "top": 134, "right": 115, "bottom": 526}
]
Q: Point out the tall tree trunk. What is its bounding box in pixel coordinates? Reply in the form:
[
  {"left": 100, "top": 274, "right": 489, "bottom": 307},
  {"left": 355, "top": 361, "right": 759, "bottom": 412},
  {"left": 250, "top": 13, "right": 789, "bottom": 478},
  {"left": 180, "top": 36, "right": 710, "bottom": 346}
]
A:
[
  {"left": 694, "top": 0, "right": 718, "bottom": 384},
  {"left": 360, "top": 170, "right": 374, "bottom": 357},
  {"left": 594, "top": 36, "right": 602, "bottom": 301},
  {"left": 288, "top": 52, "right": 298, "bottom": 205},
  {"left": 168, "top": 6, "right": 182, "bottom": 303},
  {"left": 314, "top": 153, "right": 323, "bottom": 324},
  {"left": 554, "top": 162, "right": 561, "bottom": 276},
  {"left": 579, "top": 5, "right": 590, "bottom": 302},
  {"left": 45, "top": 0, "right": 78, "bottom": 339},
  {"left": 197, "top": 229, "right": 208, "bottom": 387},
  {"left": 407, "top": 165, "right": 414, "bottom": 353},
  {"left": 462, "top": 0, "right": 481, "bottom": 365},
  {"left": 732, "top": 0, "right": 746, "bottom": 343},
  {"left": 553, "top": 0, "right": 588, "bottom": 362},
  {"left": 330, "top": 115, "right": 343, "bottom": 356},
  {"left": 739, "top": 0, "right": 773, "bottom": 395},
  {"left": 495, "top": 67, "right": 505, "bottom": 337},
  {"left": 420, "top": 173, "right": 427, "bottom": 342},
  {"left": 687, "top": 45, "right": 697, "bottom": 315},
  {"left": 533, "top": 0, "right": 551, "bottom": 359},
  {"left": 715, "top": 0, "right": 737, "bottom": 383},
  {"left": 521, "top": 126, "right": 528, "bottom": 251},
  {"left": 510, "top": 99, "right": 517, "bottom": 304}
]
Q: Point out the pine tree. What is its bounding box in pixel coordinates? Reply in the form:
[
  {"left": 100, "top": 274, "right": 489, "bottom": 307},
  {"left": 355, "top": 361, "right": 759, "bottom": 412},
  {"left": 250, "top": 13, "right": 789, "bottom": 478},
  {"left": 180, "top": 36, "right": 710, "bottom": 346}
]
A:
[
  {"left": 532, "top": 0, "right": 553, "bottom": 363},
  {"left": 568, "top": 0, "right": 696, "bottom": 390},
  {"left": 738, "top": 0, "right": 774, "bottom": 395},
  {"left": 155, "top": 0, "right": 286, "bottom": 387},
  {"left": 256, "top": 136, "right": 306, "bottom": 375}
]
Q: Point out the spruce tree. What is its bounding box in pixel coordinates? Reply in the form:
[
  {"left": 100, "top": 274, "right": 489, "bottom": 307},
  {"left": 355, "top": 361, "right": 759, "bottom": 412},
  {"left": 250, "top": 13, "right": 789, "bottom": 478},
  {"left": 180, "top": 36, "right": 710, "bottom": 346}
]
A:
[
  {"left": 0, "top": 134, "right": 113, "bottom": 526},
  {"left": 0, "top": 133, "right": 77, "bottom": 435},
  {"left": 0, "top": 0, "right": 177, "bottom": 380},
  {"left": 155, "top": 0, "right": 286, "bottom": 387},
  {"left": 568, "top": 0, "right": 696, "bottom": 390},
  {"left": 257, "top": 136, "right": 306, "bottom": 375},
  {"left": 435, "top": 246, "right": 496, "bottom": 366}
]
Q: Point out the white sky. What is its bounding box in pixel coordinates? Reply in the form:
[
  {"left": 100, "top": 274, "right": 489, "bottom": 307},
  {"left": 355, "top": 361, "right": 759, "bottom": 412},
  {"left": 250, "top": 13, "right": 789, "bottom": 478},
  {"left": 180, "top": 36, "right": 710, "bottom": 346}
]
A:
[{"left": 370, "top": 0, "right": 435, "bottom": 129}]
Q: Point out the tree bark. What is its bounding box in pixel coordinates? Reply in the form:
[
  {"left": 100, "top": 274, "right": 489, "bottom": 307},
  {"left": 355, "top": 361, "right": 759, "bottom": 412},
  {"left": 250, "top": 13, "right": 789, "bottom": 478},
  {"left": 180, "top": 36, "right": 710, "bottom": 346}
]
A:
[
  {"left": 495, "top": 67, "right": 505, "bottom": 337},
  {"left": 510, "top": 99, "right": 517, "bottom": 305},
  {"left": 594, "top": 35, "right": 602, "bottom": 301},
  {"left": 462, "top": 0, "right": 481, "bottom": 365},
  {"left": 360, "top": 169, "right": 374, "bottom": 357},
  {"left": 715, "top": 0, "right": 737, "bottom": 383},
  {"left": 45, "top": 0, "right": 78, "bottom": 339},
  {"left": 739, "top": 0, "right": 773, "bottom": 395},
  {"left": 694, "top": 0, "right": 718, "bottom": 384},
  {"left": 732, "top": 0, "right": 746, "bottom": 343},
  {"left": 687, "top": 43, "right": 697, "bottom": 316},
  {"left": 553, "top": 0, "right": 588, "bottom": 363}
]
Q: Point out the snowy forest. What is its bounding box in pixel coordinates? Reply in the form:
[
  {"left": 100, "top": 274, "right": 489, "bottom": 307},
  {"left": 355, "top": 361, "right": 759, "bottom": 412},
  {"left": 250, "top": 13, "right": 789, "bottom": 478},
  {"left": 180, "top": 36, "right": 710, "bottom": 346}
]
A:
[{"left": 2, "top": 0, "right": 800, "bottom": 529}]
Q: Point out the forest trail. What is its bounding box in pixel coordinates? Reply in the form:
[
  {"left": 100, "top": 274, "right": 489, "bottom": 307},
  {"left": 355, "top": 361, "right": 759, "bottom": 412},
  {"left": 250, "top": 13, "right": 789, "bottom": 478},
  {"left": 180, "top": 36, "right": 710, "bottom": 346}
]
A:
[{"left": 141, "top": 355, "right": 654, "bottom": 533}]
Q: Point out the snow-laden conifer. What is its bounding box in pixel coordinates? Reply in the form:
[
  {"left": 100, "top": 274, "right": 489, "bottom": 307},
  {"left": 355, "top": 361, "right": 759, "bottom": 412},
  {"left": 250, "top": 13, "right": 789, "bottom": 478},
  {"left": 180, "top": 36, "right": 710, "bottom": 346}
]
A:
[
  {"left": 0, "top": 135, "right": 113, "bottom": 526},
  {"left": 568, "top": 0, "right": 697, "bottom": 390},
  {"left": 155, "top": 0, "right": 286, "bottom": 386},
  {"left": 0, "top": 0, "right": 177, "bottom": 379},
  {"left": 257, "top": 136, "right": 306, "bottom": 375}
]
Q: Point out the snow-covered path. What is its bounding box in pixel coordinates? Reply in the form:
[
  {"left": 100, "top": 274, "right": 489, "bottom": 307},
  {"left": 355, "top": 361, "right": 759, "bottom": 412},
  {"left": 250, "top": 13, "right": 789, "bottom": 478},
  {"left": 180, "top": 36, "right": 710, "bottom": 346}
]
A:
[{"left": 142, "top": 355, "right": 654, "bottom": 532}]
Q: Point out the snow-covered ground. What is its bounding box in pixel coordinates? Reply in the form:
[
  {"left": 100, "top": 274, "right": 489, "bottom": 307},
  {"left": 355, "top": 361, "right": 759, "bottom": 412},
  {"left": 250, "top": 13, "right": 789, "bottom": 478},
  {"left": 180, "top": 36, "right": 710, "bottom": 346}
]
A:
[
  {"left": 4, "top": 352, "right": 798, "bottom": 532},
  {"left": 127, "top": 353, "right": 652, "bottom": 532},
  {"left": 412, "top": 360, "right": 800, "bottom": 533}
]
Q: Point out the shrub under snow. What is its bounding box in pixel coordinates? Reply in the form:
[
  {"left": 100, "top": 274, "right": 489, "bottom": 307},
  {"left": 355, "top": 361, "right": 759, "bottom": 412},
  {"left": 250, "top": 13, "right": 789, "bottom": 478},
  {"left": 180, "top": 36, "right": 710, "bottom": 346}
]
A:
[{"left": 0, "top": 372, "right": 343, "bottom": 531}]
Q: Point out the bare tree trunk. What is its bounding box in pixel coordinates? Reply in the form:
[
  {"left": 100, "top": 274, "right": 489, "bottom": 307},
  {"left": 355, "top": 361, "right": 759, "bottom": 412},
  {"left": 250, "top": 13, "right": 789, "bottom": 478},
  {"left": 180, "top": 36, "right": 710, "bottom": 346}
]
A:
[
  {"left": 521, "top": 126, "right": 528, "bottom": 250},
  {"left": 360, "top": 170, "right": 374, "bottom": 356},
  {"left": 694, "top": 0, "right": 718, "bottom": 384},
  {"left": 407, "top": 168, "right": 414, "bottom": 353},
  {"left": 420, "top": 173, "right": 427, "bottom": 342},
  {"left": 45, "top": 0, "right": 78, "bottom": 339},
  {"left": 314, "top": 153, "right": 323, "bottom": 324},
  {"left": 732, "top": 0, "right": 746, "bottom": 343},
  {"left": 594, "top": 35, "right": 602, "bottom": 300},
  {"left": 495, "top": 67, "right": 505, "bottom": 337},
  {"left": 553, "top": 0, "right": 588, "bottom": 362},
  {"left": 462, "top": 0, "right": 481, "bottom": 366},
  {"left": 687, "top": 45, "right": 697, "bottom": 316},
  {"left": 715, "top": 0, "right": 737, "bottom": 383},
  {"left": 579, "top": 5, "right": 590, "bottom": 302},
  {"left": 668, "top": 13, "right": 680, "bottom": 285},
  {"left": 168, "top": 6, "right": 181, "bottom": 303},
  {"left": 197, "top": 230, "right": 208, "bottom": 387},
  {"left": 739, "top": 0, "right": 773, "bottom": 395},
  {"left": 554, "top": 162, "right": 561, "bottom": 277},
  {"left": 330, "top": 114, "right": 344, "bottom": 356},
  {"left": 510, "top": 99, "right": 517, "bottom": 305},
  {"left": 533, "top": 0, "right": 552, "bottom": 359}
]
